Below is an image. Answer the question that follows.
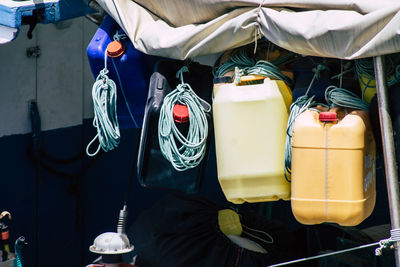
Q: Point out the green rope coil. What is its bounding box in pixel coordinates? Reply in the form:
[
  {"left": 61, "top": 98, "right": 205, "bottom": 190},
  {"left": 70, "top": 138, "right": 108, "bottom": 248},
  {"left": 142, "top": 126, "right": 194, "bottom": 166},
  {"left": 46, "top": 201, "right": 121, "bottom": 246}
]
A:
[
  {"left": 355, "top": 57, "right": 400, "bottom": 100},
  {"left": 246, "top": 60, "right": 293, "bottom": 87},
  {"left": 284, "top": 96, "right": 316, "bottom": 181},
  {"left": 214, "top": 48, "right": 255, "bottom": 77},
  {"left": 213, "top": 44, "right": 295, "bottom": 87},
  {"left": 325, "top": 86, "right": 369, "bottom": 111},
  {"left": 158, "top": 67, "right": 211, "bottom": 171},
  {"left": 283, "top": 65, "right": 326, "bottom": 181},
  {"left": 86, "top": 52, "right": 120, "bottom": 156}
]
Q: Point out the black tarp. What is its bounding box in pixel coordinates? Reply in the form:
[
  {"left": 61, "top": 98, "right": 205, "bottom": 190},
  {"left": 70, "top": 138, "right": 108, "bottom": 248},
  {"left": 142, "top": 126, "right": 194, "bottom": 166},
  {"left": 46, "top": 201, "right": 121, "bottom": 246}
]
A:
[{"left": 127, "top": 193, "right": 299, "bottom": 267}]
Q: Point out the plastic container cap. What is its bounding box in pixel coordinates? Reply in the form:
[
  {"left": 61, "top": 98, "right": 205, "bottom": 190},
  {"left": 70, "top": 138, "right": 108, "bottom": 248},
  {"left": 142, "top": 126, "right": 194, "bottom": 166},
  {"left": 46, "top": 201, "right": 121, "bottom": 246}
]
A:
[
  {"left": 173, "top": 104, "right": 189, "bottom": 123},
  {"left": 107, "top": 41, "right": 125, "bottom": 58},
  {"left": 319, "top": 112, "right": 338, "bottom": 122}
]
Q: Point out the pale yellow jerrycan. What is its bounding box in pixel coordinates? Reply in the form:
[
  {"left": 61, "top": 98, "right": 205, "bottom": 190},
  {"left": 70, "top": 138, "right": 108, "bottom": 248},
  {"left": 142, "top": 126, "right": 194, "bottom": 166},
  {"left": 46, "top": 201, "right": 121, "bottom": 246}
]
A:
[
  {"left": 291, "top": 107, "right": 376, "bottom": 226},
  {"left": 213, "top": 75, "right": 292, "bottom": 204}
]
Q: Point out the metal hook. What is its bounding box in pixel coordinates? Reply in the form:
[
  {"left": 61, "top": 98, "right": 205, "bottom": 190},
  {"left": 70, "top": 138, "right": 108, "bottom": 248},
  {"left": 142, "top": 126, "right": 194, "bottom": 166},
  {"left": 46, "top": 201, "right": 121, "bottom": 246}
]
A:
[{"left": 0, "top": 211, "right": 11, "bottom": 221}]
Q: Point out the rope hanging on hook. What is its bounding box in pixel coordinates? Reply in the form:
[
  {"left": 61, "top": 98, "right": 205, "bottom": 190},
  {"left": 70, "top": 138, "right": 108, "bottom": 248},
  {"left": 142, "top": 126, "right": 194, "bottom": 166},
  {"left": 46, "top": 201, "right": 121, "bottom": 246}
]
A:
[
  {"left": 213, "top": 43, "right": 295, "bottom": 88},
  {"left": 283, "top": 64, "right": 326, "bottom": 181},
  {"left": 158, "top": 66, "right": 211, "bottom": 171},
  {"left": 86, "top": 50, "right": 120, "bottom": 157}
]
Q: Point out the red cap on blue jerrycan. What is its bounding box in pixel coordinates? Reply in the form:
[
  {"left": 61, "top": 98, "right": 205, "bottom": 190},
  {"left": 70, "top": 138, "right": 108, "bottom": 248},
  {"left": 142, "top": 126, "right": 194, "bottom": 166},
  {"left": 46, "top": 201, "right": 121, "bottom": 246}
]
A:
[
  {"left": 107, "top": 40, "right": 125, "bottom": 58},
  {"left": 173, "top": 104, "right": 189, "bottom": 123},
  {"left": 319, "top": 111, "right": 338, "bottom": 122}
]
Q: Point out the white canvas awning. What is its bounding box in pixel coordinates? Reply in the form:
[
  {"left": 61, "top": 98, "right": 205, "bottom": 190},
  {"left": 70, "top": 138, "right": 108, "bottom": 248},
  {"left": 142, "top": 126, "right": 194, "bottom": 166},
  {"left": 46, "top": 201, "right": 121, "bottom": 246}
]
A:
[{"left": 97, "top": 0, "right": 400, "bottom": 60}]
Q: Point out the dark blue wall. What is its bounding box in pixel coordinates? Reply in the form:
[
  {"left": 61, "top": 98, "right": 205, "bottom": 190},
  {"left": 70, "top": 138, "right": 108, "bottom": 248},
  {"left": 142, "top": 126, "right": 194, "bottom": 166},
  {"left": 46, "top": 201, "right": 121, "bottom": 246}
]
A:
[
  {"left": 0, "top": 119, "right": 228, "bottom": 266},
  {"left": 0, "top": 119, "right": 391, "bottom": 266}
]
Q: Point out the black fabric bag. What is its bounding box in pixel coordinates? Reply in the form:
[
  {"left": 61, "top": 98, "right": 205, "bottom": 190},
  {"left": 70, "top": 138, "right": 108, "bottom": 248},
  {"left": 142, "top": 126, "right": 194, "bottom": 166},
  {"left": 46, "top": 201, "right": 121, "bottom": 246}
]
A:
[
  {"left": 127, "top": 193, "right": 299, "bottom": 267},
  {"left": 137, "top": 60, "right": 214, "bottom": 193}
]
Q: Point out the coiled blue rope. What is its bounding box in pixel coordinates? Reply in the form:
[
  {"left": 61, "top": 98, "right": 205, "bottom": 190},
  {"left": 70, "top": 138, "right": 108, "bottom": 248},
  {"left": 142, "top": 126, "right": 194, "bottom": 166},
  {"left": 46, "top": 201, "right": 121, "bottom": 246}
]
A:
[
  {"left": 86, "top": 51, "right": 120, "bottom": 157},
  {"left": 158, "top": 67, "right": 211, "bottom": 171},
  {"left": 14, "top": 236, "right": 26, "bottom": 267}
]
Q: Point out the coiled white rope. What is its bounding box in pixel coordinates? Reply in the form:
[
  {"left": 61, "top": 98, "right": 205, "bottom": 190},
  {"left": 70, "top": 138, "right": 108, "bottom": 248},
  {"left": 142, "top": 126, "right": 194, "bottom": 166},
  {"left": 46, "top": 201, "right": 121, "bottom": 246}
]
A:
[
  {"left": 86, "top": 51, "right": 120, "bottom": 156},
  {"left": 158, "top": 66, "right": 211, "bottom": 171}
]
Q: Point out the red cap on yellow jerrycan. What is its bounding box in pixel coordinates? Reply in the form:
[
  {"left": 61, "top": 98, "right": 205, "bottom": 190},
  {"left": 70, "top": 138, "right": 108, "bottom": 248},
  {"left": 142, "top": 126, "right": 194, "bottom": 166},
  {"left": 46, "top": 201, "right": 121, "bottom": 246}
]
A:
[
  {"left": 106, "top": 40, "right": 125, "bottom": 58},
  {"left": 173, "top": 104, "right": 189, "bottom": 123},
  {"left": 319, "top": 111, "right": 337, "bottom": 122}
]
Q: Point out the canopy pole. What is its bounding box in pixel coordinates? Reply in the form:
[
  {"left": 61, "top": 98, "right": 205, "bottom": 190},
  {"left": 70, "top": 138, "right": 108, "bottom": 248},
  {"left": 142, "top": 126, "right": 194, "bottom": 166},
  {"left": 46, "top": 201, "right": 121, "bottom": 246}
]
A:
[{"left": 374, "top": 56, "right": 400, "bottom": 266}]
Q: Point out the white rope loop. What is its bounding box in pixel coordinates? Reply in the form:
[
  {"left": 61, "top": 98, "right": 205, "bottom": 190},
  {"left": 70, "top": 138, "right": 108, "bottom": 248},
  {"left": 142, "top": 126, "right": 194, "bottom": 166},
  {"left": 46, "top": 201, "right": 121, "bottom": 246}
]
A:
[
  {"left": 158, "top": 67, "right": 210, "bottom": 171},
  {"left": 375, "top": 228, "right": 400, "bottom": 256},
  {"left": 390, "top": 228, "right": 400, "bottom": 242},
  {"left": 242, "top": 224, "right": 274, "bottom": 245},
  {"left": 113, "top": 31, "right": 126, "bottom": 41}
]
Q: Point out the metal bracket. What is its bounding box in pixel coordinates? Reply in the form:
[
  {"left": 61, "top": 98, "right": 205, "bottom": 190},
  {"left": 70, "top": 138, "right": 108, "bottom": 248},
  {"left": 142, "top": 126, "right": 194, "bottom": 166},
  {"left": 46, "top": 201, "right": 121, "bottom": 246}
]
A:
[
  {"left": 26, "top": 46, "right": 41, "bottom": 58},
  {"left": 0, "top": 0, "right": 94, "bottom": 29}
]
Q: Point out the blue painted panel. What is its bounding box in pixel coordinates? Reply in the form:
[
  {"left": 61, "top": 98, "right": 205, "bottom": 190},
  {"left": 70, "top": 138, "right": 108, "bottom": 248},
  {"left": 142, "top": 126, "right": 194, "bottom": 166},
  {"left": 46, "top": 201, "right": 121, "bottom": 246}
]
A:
[
  {"left": 0, "top": 0, "right": 93, "bottom": 28},
  {"left": 57, "top": 0, "right": 93, "bottom": 22}
]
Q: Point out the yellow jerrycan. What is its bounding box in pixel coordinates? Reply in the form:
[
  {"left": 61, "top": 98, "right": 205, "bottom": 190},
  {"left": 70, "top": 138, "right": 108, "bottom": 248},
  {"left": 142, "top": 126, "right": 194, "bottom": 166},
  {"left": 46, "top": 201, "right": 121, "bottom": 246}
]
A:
[
  {"left": 291, "top": 107, "right": 376, "bottom": 226},
  {"left": 213, "top": 75, "right": 292, "bottom": 204},
  {"left": 358, "top": 74, "right": 376, "bottom": 103}
]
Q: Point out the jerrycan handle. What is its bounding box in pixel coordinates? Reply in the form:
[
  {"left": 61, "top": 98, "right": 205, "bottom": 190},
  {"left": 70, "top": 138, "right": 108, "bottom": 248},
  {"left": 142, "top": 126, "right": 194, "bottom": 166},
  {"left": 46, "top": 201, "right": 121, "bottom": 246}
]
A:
[
  {"left": 235, "top": 75, "right": 293, "bottom": 111},
  {"left": 237, "top": 75, "right": 266, "bottom": 85}
]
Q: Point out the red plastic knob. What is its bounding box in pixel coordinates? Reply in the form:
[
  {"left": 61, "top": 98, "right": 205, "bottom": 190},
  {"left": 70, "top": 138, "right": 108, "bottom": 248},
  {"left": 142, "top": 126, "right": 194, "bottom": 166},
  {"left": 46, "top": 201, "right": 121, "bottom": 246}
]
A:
[
  {"left": 173, "top": 104, "right": 189, "bottom": 123},
  {"left": 1, "top": 230, "right": 9, "bottom": 240},
  {"left": 106, "top": 41, "right": 125, "bottom": 58},
  {"left": 319, "top": 111, "right": 338, "bottom": 122}
]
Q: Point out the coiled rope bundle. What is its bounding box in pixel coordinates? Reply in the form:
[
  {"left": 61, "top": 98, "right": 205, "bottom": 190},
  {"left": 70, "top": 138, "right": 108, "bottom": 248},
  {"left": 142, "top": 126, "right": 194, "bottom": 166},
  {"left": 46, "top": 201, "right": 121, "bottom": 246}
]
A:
[
  {"left": 283, "top": 65, "right": 326, "bottom": 181},
  {"left": 325, "top": 86, "right": 369, "bottom": 111},
  {"left": 213, "top": 44, "right": 294, "bottom": 87},
  {"left": 86, "top": 51, "right": 120, "bottom": 157},
  {"left": 355, "top": 57, "right": 400, "bottom": 100},
  {"left": 158, "top": 67, "right": 211, "bottom": 171}
]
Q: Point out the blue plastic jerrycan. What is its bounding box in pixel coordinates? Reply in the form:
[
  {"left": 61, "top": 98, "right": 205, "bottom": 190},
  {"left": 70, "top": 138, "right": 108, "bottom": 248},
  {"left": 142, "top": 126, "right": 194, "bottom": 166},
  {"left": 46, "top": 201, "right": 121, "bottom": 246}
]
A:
[{"left": 87, "top": 15, "right": 157, "bottom": 129}]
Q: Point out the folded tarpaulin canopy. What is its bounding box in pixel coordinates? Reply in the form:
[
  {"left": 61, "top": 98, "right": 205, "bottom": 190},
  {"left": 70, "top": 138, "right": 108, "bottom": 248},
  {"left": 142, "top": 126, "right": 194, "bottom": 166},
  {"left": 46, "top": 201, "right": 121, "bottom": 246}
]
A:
[{"left": 96, "top": 0, "right": 400, "bottom": 60}]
